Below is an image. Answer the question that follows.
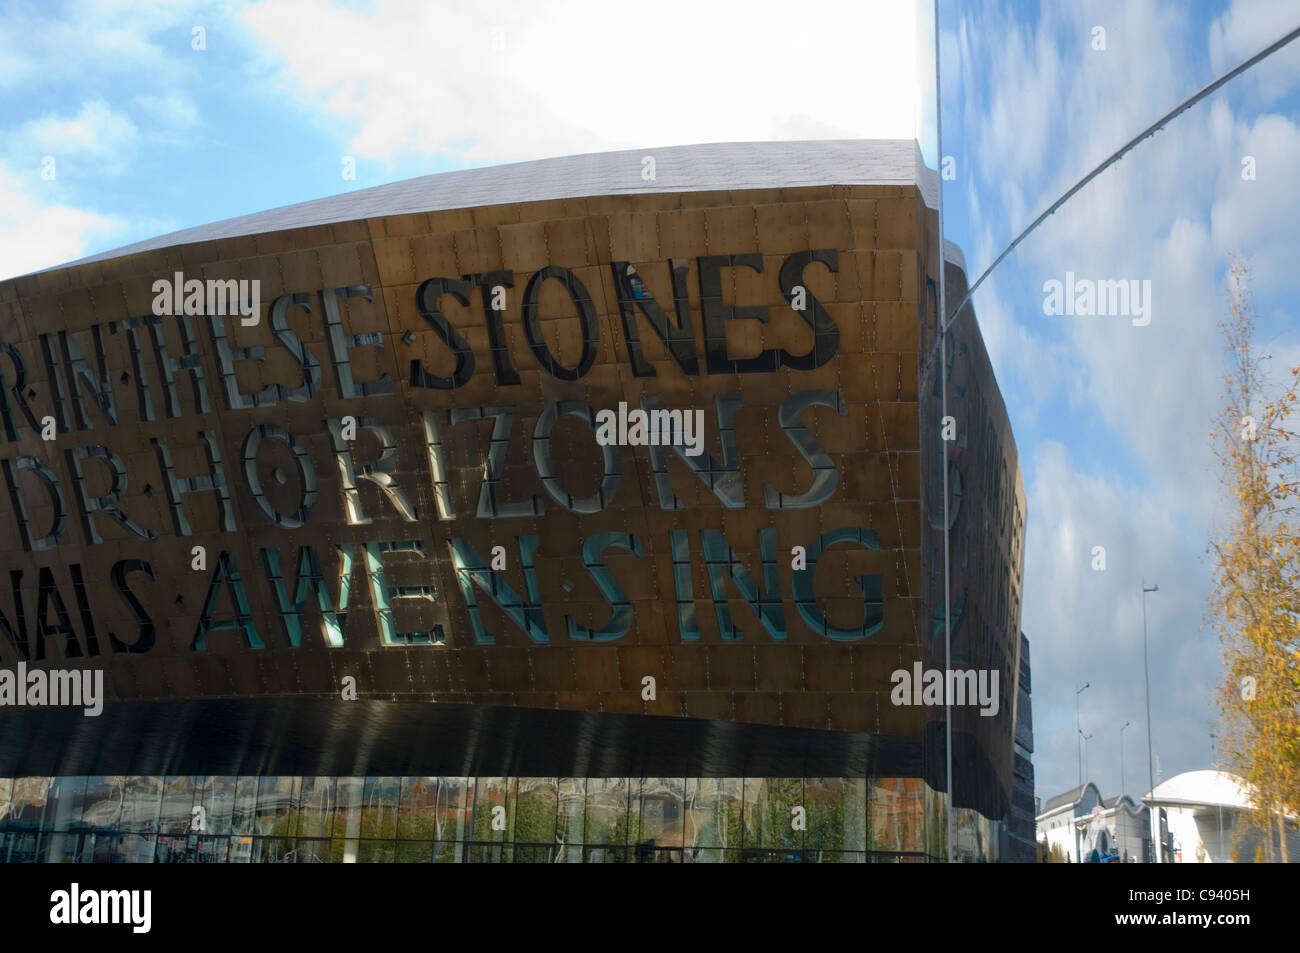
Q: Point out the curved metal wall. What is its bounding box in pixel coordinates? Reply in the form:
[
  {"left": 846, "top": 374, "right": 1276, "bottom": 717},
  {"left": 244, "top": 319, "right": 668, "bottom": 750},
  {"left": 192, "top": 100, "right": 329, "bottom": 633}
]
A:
[{"left": 0, "top": 184, "right": 1022, "bottom": 817}]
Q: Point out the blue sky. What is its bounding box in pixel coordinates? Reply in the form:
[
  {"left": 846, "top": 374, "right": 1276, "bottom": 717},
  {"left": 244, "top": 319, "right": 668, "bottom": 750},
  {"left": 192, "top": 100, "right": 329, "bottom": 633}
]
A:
[
  {"left": 0, "top": 0, "right": 921, "bottom": 274},
  {"left": 938, "top": 0, "right": 1300, "bottom": 803},
  {"left": 0, "top": 0, "right": 486, "bottom": 270},
  {"left": 1, "top": 0, "right": 1297, "bottom": 811}
]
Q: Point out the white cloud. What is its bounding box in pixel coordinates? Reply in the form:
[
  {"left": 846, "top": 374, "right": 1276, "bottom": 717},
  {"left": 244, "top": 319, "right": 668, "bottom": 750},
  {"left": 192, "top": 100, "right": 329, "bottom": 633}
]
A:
[
  {"left": 1021, "top": 441, "right": 1215, "bottom": 799},
  {"left": 0, "top": 161, "right": 122, "bottom": 280},
  {"left": 8, "top": 91, "right": 205, "bottom": 180},
  {"left": 1061, "top": 215, "right": 1222, "bottom": 519},
  {"left": 134, "top": 92, "right": 200, "bottom": 133},
  {"left": 0, "top": 25, "right": 36, "bottom": 85},
  {"left": 970, "top": 9, "right": 1063, "bottom": 187},
  {"left": 0, "top": 0, "right": 206, "bottom": 279},
  {"left": 953, "top": 0, "right": 1295, "bottom": 524},
  {"left": 1209, "top": 107, "right": 1300, "bottom": 296},
  {"left": 237, "top": 0, "right": 924, "bottom": 166},
  {"left": 15, "top": 100, "right": 140, "bottom": 175},
  {"left": 0, "top": 0, "right": 201, "bottom": 90},
  {"left": 1209, "top": 0, "right": 1300, "bottom": 103}
]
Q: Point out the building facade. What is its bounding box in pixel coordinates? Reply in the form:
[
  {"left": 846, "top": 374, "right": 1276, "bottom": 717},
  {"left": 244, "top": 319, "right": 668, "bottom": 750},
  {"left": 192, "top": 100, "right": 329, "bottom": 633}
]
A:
[
  {"left": 1037, "top": 782, "right": 1162, "bottom": 863},
  {"left": 1007, "top": 633, "right": 1035, "bottom": 861},
  {"left": 0, "top": 141, "right": 1027, "bottom": 862},
  {"left": 1152, "top": 770, "right": 1300, "bottom": 863}
]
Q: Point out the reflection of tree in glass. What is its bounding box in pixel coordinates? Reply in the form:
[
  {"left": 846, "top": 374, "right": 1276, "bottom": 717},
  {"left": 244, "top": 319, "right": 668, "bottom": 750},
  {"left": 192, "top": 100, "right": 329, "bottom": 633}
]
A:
[
  {"left": 748, "top": 778, "right": 803, "bottom": 854},
  {"left": 587, "top": 808, "right": 631, "bottom": 858},
  {"left": 806, "top": 779, "right": 867, "bottom": 858},
  {"left": 469, "top": 780, "right": 511, "bottom": 844},
  {"left": 512, "top": 778, "right": 559, "bottom": 849},
  {"left": 685, "top": 782, "right": 744, "bottom": 855}
]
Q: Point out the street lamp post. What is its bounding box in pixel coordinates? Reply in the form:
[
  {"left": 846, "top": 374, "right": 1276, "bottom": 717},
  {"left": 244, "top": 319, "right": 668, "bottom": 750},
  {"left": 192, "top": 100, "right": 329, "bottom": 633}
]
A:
[
  {"left": 1142, "top": 580, "right": 1160, "bottom": 862},
  {"left": 1120, "top": 721, "right": 1131, "bottom": 797},
  {"left": 1076, "top": 682, "right": 1090, "bottom": 786},
  {"left": 1120, "top": 720, "right": 1132, "bottom": 861},
  {"left": 1081, "top": 730, "right": 1093, "bottom": 786}
]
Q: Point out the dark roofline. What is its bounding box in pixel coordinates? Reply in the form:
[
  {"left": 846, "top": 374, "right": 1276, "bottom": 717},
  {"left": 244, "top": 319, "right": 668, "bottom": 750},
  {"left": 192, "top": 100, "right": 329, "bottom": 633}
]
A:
[{"left": 1039, "top": 781, "right": 1102, "bottom": 815}]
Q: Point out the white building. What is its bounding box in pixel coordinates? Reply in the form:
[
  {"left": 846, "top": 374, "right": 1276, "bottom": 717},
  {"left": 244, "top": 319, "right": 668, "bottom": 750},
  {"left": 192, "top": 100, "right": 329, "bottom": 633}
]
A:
[
  {"left": 1147, "top": 770, "right": 1300, "bottom": 863},
  {"left": 1036, "top": 782, "right": 1159, "bottom": 862},
  {"left": 1095, "top": 796, "right": 1150, "bottom": 863}
]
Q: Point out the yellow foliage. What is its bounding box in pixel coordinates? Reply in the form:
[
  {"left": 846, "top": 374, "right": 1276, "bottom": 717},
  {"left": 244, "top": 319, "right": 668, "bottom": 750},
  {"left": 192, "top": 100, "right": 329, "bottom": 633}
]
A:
[{"left": 1208, "top": 258, "right": 1300, "bottom": 862}]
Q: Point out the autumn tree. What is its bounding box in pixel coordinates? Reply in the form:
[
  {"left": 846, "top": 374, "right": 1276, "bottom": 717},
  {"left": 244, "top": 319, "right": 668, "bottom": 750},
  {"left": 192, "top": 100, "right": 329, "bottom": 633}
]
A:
[{"left": 1208, "top": 257, "right": 1300, "bottom": 862}]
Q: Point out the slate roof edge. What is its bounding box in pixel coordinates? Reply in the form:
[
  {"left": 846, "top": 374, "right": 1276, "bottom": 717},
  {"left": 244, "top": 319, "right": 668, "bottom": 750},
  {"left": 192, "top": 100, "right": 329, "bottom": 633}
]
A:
[{"left": 29, "top": 138, "right": 939, "bottom": 277}]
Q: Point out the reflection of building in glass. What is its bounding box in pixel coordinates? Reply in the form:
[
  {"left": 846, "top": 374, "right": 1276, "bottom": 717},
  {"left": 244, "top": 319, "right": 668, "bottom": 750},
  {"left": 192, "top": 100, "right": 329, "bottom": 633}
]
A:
[
  {"left": 1006, "top": 633, "right": 1035, "bottom": 861},
  {"left": 0, "top": 141, "right": 1028, "bottom": 862},
  {"left": 0, "top": 774, "right": 943, "bottom": 863}
]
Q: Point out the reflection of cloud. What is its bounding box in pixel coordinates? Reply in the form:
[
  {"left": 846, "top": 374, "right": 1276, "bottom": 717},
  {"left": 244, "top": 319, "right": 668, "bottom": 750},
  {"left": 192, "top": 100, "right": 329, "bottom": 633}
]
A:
[
  {"left": 1062, "top": 216, "right": 1221, "bottom": 520},
  {"left": 1209, "top": 0, "right": 1300, "bottom": 103},
  {"left": 1209, "top": 106, "right": 1300, "bottom": 295},
  {"left": 944, "top": 0, "right": 1300, "bottom": 801},
  {"left": 972, "top": 11, "right": 1062, "bottom": 186}
]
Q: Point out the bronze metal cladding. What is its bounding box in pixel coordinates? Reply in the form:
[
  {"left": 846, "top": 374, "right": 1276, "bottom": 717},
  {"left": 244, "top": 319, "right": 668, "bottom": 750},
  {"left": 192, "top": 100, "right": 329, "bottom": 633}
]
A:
[{"left": 0, "top": 183, "right": 1024, "bottom": 813}]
